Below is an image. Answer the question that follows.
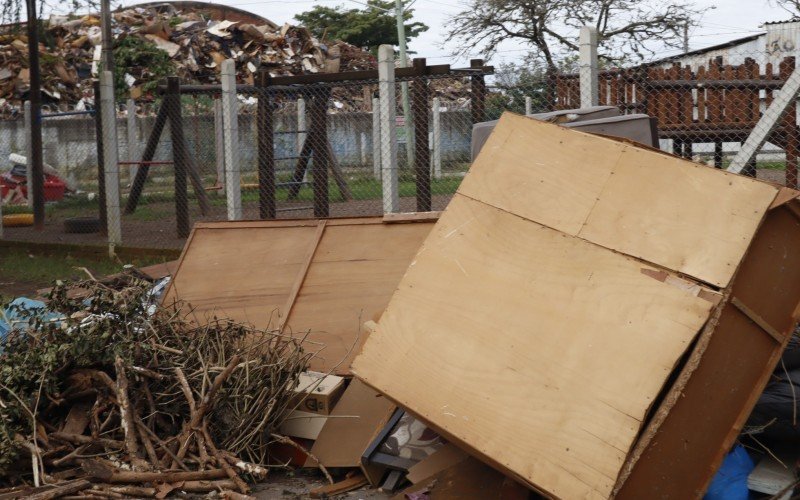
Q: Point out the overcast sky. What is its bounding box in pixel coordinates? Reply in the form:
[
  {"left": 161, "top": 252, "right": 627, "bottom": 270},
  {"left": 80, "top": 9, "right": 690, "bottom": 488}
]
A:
[{"left": 107, "top": 0, "right": 799, "bottom": 66}]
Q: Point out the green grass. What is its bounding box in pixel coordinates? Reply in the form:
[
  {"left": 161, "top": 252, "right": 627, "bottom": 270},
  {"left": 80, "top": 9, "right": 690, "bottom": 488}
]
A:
[
  {"left": 3, "top": 172, "right": 466, "bottom": 221},
  {"left": 0, "top": 248, "right": 168, "bottom": 299}
]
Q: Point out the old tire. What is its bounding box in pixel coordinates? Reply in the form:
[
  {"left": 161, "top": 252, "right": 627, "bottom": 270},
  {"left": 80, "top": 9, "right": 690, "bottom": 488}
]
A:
[{"left": 64, "top": 216, "right": 101, "bottom": 234}]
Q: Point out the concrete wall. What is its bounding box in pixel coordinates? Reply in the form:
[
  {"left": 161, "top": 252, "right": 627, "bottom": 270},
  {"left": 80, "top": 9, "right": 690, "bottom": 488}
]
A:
[{"left": 0, "top": 109, "right": 473, "bottom": 187}]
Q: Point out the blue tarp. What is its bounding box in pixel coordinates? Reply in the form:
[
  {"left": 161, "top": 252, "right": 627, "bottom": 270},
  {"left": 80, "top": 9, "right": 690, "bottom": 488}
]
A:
[
  {"left": 0, "top": 297, "right": 63, "bottom": 346},
  {"left": 704, "top": 445, "right": 754, "bottom": 500}
]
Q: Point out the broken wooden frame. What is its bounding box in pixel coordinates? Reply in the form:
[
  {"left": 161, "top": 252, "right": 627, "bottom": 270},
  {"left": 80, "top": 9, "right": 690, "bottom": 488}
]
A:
[{"left": 353, "top": 113, "right": 800, "bottom": 499}]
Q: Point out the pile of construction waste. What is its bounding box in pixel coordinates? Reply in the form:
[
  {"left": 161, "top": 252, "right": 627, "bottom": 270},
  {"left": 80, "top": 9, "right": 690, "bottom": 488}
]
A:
[{"left": 0, "top": 5, "right": 377, "bottom": 117}]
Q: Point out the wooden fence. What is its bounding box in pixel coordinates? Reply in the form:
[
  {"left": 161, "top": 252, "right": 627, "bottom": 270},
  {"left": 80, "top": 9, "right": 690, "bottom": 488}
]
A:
[{"left": 554, "top": 56, "right": 799, "bottom": 186}]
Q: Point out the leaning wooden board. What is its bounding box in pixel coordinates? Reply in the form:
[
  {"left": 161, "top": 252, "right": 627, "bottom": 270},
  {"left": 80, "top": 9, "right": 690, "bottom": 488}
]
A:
[
  {"left": 161, "top": 217, "right": 435, "bottom": 375},
  {"left": 352, "top": 113, "right": 800, "bottom": 498}
]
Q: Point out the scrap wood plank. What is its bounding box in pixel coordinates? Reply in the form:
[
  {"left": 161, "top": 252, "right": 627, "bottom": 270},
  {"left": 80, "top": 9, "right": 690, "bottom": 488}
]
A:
[
  {"left": 309, "top": 473, "right": 368, "bottom": 498},
  {"left": 305, "top": 379, "right": 396, "bottom": 486},
  {"left": 458, "top": 113, "right": 779, "bottom": 288},
  {"left": 353, "top": 194, "right": 715, "bottom": 499}
]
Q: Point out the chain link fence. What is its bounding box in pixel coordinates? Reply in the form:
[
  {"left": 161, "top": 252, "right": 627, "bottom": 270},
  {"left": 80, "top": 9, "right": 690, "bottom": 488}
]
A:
[
  {"left": 5, "top": 48, "right": 795, "bottom": 251},
  {"left": 0, "top": 62, "right": 489, "bottom": 250}
]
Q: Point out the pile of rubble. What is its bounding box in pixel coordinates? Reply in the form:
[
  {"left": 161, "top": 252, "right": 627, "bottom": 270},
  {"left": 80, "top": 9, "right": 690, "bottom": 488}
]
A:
[{"left": 0, "top": 5, "right": 376, "bottom": 117}]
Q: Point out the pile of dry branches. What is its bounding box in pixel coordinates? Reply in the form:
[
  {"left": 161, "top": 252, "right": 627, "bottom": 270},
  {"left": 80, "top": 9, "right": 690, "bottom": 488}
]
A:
[{"left": 0, "top": 272, "right": 312, "bottom": 498}]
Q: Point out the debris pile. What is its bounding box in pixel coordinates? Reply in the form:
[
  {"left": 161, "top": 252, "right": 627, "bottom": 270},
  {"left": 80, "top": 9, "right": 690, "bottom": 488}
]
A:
[
  {"left": 0, "top": 271, "right": 311, "bottom": 498},
  {"left": 0, "top": 6, "right": 377, "bottom": 116}
]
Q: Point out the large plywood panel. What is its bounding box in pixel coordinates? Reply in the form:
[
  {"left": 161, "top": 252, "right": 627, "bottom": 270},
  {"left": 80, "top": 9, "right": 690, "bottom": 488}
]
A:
[
  {"left": 617, "top": 204, "right": 800, "bottom": 498},
  {"left": 579, "top": 147, "right": 778, "bottom": 288},
  {"left": 459, "top": 113, "right": 778, "bottom": 288},
  {"left": 285, "top": 222, "right": 434, "bottom": 372},
  {"left": 352, "top": 195, "right": 714, "bottom": 499},
  {"left": 163, "top": 225, "right": 317, "bottom": 328}
]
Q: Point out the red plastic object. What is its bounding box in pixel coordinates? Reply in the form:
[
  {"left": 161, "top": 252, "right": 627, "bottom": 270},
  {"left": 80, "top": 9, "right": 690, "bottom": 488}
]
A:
[{"left": 1, "top": 171, "right": 65, "bottom": 202}]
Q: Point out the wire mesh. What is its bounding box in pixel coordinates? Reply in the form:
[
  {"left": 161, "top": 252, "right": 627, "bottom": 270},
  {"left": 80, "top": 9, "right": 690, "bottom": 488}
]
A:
[{"left": 17, "top": 51, "right": 799, "bottom": 250}]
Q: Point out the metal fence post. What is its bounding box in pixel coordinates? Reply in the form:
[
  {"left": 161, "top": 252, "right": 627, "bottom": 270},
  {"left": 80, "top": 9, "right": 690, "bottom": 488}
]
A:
[
  {"left": 432, "top": 97, "right": 442, "bottom": 180},
  {"left": 100, "top": 71, "right": 122, "bottom": 252},
  {"left": 93, "top": 81, "right": 108, "bottom": 234},
  {"left": 257, "top": 69, "right": 276, "bottom": 219},
  {"left": 214, "top": 98, "right": 225, "bottom": 191},
  {"left": 166, "top": 77, "right": 190, "bottom": 238},
  {"left": 310, "top": 88, "right": 331, "bottom": 217},
  {"left": 126, "top": 98, "right": 138, "bottom": 184},
  {"left": 23, "top": 100, "right": 33, "bottom": 208},
  {"left": 378, "top": 44, "right": 399, "bottom": 213},
  {"left": 221, "top": 59, "right": 242, "bottom": 220},
  {"left": 470, "top": 59, "right": 487, "bottom": 124},
  {"left": 372, "top": 96, "right": 381, "bottom": 180},
  {"left": 579, "top": 26, "right": 599, "bottom": 108},
  {"left": 412, "top": 58, "right": 431, "bottom": 212},
  {"left": 297, "top": 97, "right": 307, "bottom": 182}
]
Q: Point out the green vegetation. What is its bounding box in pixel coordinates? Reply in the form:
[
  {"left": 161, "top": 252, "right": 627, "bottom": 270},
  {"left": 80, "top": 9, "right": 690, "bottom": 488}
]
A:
[
  {"left": 0, "top": 248, "right": 167, "bottom": 297},
  {"left": 295, "top": 0, "right": 428, "bottom": 54},
  {"left": 113, "top": 36, "right": 174, "bottom": 99}
]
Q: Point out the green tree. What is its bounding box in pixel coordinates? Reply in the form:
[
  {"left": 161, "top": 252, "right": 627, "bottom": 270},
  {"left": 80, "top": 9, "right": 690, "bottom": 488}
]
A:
[
  {"left": 486, "top": 62, "right": 552, "bottom": 120},
  {"left": 294, "top": 0, "right": 428, "bottom": 54}
]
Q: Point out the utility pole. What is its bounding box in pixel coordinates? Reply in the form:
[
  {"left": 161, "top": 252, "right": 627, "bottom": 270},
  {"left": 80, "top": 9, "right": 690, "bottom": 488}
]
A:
[
  {"left": 395, "top": 0, "right": 414, "bottom": 170},
  {"left": 683, "top": 22, "right": 689, "bottom": 54},
  {"left": 25, "top": 0, "right": 44, "bottom": 230},
  {"left": 100, "top": 0, "right": 115, "bottom": 73}
]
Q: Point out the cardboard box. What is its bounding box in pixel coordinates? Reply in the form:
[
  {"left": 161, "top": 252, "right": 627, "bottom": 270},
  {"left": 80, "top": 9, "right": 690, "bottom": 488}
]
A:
[
  {"left": 290, "top": 371, "right": 345, "bottom": 415},
  {"left": 277, "top": 410, "right": 328, "bottom": 441}
]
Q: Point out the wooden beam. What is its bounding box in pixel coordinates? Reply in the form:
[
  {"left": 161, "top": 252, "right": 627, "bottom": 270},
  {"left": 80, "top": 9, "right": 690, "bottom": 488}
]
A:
[{"left": 278, "top": 220, "right": 326, "bottom": 332}]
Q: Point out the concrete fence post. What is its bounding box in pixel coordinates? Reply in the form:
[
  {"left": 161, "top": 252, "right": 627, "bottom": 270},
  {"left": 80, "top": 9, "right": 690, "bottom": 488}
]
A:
[
  {"left": 525, "top": 96, "right": 532, "bottom": 115},
  {"left": 432, "top": 97, "right": 442, "bottom": 180},
  {"left": 24, "top": 100, "right": 33, "bottom": 208},
  {"left": 372, "top": 97, "right": 381, "bottom": 180},
  {"left": 214, "top": 98, "right": 225, "bottom": 192},
  {"left": 126, "top": 98, "right": 138, "bottom": 183},
  {"left": 579, "top": 26, "right": 599, "bottom": 108},
  {"left": 221, "top": 59, "right": 242, "bottom": 220},
  {"left": 378, "top": 44, "right": 399, "bottom": 213},
  {"left": 297, "top": 97, "right": 308, "bottom": 182},
  {"left": 100, "top": 70, "right": 122, "bottom": 253}
]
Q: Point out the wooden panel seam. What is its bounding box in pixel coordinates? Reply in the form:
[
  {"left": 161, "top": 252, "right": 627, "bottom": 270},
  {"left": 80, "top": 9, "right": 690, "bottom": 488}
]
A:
[
  {"left": 730, "top": 297, "right": 784, "bottom": 343},
  {"left": 278, "top": 220, "right": 327, "bottom": 332},
  {"left": 457, "top": 191, "right": 724, "bottom": 291}
]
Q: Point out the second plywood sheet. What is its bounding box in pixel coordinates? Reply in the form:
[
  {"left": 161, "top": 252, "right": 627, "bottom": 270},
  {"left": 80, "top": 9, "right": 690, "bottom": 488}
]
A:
[
  {"left": 163, "top": 218, "right": 434, "bottom": 374},
  {"left": 352, "top": 195, "right": 715, "bottom": 499}
]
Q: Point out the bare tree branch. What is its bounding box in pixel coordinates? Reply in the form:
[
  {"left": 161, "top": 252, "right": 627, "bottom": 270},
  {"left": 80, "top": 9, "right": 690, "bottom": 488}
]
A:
[{"left": 444, "top": 0, "right": 709, "bottom": 70}]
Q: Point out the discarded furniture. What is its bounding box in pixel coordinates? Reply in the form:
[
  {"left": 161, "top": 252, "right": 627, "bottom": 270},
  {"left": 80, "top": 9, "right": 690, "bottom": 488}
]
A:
[
  {"left": 470, "top": 105, "right": 620, "bottom": 160},
  {"left": 354, "top": 113, "right": 800, "bottom": 499},
  {"left": 161, "top": 215, "right": 436, "bottom": 374}
]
